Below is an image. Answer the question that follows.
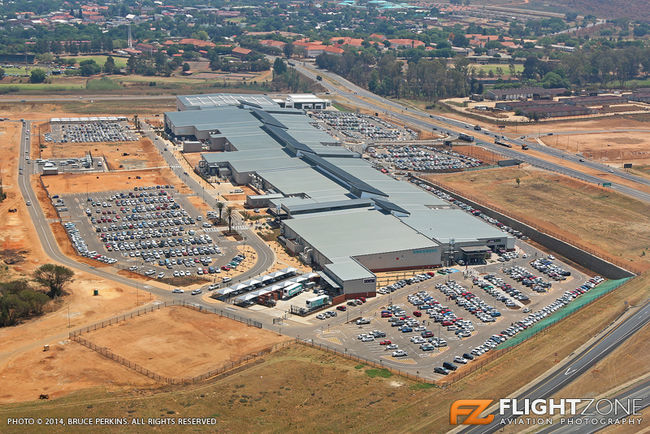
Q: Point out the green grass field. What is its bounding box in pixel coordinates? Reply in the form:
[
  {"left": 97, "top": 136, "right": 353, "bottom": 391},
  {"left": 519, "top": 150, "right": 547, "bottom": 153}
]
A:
[
  {"left": 62, "top": 56, "right": 128, "bottom": 68},
  {"left": 0, "top": 82, "right": 84, "bottom": 91}
]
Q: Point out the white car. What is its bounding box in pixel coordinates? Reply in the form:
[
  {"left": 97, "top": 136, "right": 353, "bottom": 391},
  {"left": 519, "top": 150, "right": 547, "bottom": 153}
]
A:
[
  {"left": 172, "top": 288, "right": 184, "bottom": 294},
  {"left": 191, "top": 289, "right": 202, "bottom": 295},
  {"left": 392, "top": 350, "right": 408, "bottom": 357}
]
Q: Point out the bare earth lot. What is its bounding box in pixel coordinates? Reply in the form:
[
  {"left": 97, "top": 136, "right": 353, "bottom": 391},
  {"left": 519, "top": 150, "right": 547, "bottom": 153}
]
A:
[
  {"left": 540, "top": 131, "right": 650, "bottom": 166},
  {"left": 39, "top": 133, "right": 164, "bottom": 171},
  {"left": 427, "top": 166, "right": 650, "bottom": 272},
  {"left": 83, "top": 306, "right": 289, "bottom": 378},
  {"left": 0, "top": 271, "right": 647, "bottom": 433},
  {"left": 41, "top": 168, "right": 192, "bottom": 196}
]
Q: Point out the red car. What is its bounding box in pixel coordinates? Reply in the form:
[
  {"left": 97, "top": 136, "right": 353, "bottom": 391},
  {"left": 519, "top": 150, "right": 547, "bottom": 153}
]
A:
[
  {"left": 379, "top": 340, "right": 391, "bottom": 345},
  {"left": 441, "top": 320, "right": 454, "bottom": 326},
  {"left": 336, "top": 305, "right": 347, "bottom": 311},
  {"left": 413, "top": 311, "right": 422, "bottom": 317},
  {"left": 221, "top": 265, "right": 231, "bottom": 271},
  {"left": 381, "top": 312, "right": 392, "bottom": 318}
]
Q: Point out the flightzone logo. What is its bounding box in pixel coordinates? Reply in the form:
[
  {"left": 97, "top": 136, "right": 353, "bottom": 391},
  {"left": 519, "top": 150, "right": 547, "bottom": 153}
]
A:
[{"left": 450, "top": 398, "right": 645, "bottom": 427}]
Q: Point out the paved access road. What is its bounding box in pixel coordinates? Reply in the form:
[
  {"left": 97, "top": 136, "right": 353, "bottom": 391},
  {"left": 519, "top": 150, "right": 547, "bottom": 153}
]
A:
[
  {"left": 460, "top": 301, "right": 650, "bottom": 434},
  {"left": 291, "top": 62, "right": 650, "bottom": 203},
  {"left": 140, "top": 122, "right": 276, "bottom": 284},
  {"left": 17, "top": 121, "right": 274, "bottom": 313}
]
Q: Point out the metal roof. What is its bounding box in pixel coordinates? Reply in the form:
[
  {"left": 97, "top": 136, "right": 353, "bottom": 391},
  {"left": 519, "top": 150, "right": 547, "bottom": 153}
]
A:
[
  {"left": 284, "top": 209, "right": 439, "bottom": 262},
  {"left": 372, "top": 197, "right": 410, "bottom": 215},
  {"left": 178, "top": 93, "right": 278, "bottom": 109},
  {"left": 399, "top": 209, "right": 508, "bottom": 245},
  {"left": 283, "top": 198, "right": 372, "bottom": 214},
  {"left": 259, "top": 167, "right": 350, "bottom": 201},
  {"left": 302, "top": 153, "right": 388, "bottom": 197},
  {"left": 324, "top": 259, "right": 374, "bottom": 282}
]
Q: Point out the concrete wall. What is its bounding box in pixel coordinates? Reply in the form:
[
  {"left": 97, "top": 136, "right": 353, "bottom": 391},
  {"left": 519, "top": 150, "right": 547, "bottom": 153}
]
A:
[
  {"left": 414, "top": 177, "right": 636, "bottom": 279},
  {"left": 354, "top": 248, "right": 441, "bottom": 272},
  {"left": 183, "top": 141, "right": 202, "bottom": 153}
]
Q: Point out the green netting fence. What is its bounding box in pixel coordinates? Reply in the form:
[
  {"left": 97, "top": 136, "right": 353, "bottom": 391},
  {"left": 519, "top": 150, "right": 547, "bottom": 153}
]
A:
[{"left": 498, "top": 277, "right": 633, "bottom": 349}]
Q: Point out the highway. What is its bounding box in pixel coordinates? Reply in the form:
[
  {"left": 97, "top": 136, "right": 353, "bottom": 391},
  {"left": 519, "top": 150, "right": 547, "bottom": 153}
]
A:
[
  {"left": 538, "top": 379, "right": 650, "bottom": 434},
  {"left": 460, "top": 301, "right": 650, "bottom": 434},
  {"left": 292, "top": 62, "right": 650, "bottom": 203}
]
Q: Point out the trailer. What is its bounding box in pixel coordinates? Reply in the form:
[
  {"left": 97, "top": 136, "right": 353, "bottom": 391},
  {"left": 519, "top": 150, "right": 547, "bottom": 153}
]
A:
[
  {"left": 306, "top": 295, "right": 330, "bottom": 310},
  {"left": 282, "top": 282, "right": 303, "bottom": 300},
  {"left": 494, "top": 139, "right": 512, "bottom": 148},
  {"left": 458, "top": 134, "right": 475, "bottom": 142}
]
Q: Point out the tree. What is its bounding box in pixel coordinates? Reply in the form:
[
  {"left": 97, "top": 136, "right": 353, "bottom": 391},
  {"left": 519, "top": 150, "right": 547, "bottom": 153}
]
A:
[
  {"left": 0, "top": 68, "right": 4, "bottom": 80},
  {"left": 33, "top": 264, "right": 74, "bottom": 298},
  {"left": 103, "top": 56, "right": 116, "bottom": 74},
  {"left": 216, "top": 201, "right": 225, "bottom": 223},
  {"left": 30, "top": 69, "right": 47, "bottom": 84},
  {"left": 79, "top": 59, "right": 101, "bottom": 77},
  {"left": 283, "top": 43, "right": 294, "bottom": 59},
  {"left": 516, "top": 177, "right": 521, "bottom": 187},
  {"left": 225, "top": 206, "right": 234, "bottom": 233},
  {"left": 182, "top": 62, "right": 191, "bottom": 72},
  {"left": 273, "top": 57, "right": 287, "bottom": 76}
]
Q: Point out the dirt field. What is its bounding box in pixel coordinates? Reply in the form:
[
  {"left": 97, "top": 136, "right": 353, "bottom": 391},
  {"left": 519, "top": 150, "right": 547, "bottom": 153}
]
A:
[
  {"left": 41, "top": 168, "right": 192, "bottom": 196},
  {"left": 427, "top": 166, "right": 650, "bottom": 273},
  {"left": 40, "top": 133, "right": 164, "bottom": 171},
  {"left": 540, "top": 131, "right": 650, "bottom": 166},
  {"left": 82, "top": 306, "right": 288, "bottom": 378},
  {"left": 0, "top": 273, "right": 647, "bottom": 432}
]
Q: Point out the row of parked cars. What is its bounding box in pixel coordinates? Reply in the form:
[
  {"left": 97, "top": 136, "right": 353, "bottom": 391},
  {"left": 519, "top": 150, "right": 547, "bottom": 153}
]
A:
[
  {"left": 437, "top": 275, "right": 606, "bottom": 376},
  {"left": 481, "top": 274, "right": 530, "bottom": 305},
  {"left": 501, "top": 265, "right": 552, "bottom": 293},
  {"left": 76, "top": 186, "right": 224, "bottom": 277},
  {"left": 311, "top": 111, "right": 417, "bottom": 142},
  {"left": 46, "top": 121, "right": 136, "bottom": 143},
  {"left": 369, "top": 145, "right": 483, "bottom": 172},
  {"left": 63, "top": 222, "right": 117, "bottom": 264},
  {"left": 531, "top": 258, "right": 571, "bottom": 280},
  {"left": 376, "top": 272, "right": 436, "bottom": 295},
  {"left": 434, "top": 282, "right": 501, "bottom": 323}
]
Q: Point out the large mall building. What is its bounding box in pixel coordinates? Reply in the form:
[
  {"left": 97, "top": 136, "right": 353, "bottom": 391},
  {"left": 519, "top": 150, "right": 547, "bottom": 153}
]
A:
[{"left": 165, "top": 93, "right": 514, "bottom": 299}]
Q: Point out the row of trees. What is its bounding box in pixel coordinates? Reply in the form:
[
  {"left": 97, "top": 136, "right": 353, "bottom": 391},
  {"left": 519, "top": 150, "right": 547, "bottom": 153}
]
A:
[
  {"left": 0, "top": 264, "right": 73, "bottom": 327},
  {"left": 316, "top": 51, "right": 472, "bottom": 101},
  {"left": 524, "top": 46, "right": 650, "bottom": 87},
  {"left": 272, "top": 58, "right": 322, "bottom": 93}
]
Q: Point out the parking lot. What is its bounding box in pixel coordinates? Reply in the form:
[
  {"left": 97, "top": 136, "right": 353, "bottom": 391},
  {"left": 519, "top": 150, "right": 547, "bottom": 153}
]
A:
[
  {"left": 309, "top": 111, "right": 417, "bottom": 142},
  {"left": 306, "top": 241, "right": 602, "bottom": 380},
  {"left": 45, "top": 120, "right": 137, "bottom": 143},
  {"left": 367, "top": 145, "right": 484, "bottom": 172},
  {"left": 59, "top": 185, "right": 240, "bottom": 282}
]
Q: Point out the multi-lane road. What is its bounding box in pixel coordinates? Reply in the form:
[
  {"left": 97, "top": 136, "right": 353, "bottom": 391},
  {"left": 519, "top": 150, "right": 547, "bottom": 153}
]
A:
[
  {"left": 291, "top": 61, "right": 650, "bottom": 203},
  {"left": 460, "top": 302, "right": 650, "bottom": 434}
]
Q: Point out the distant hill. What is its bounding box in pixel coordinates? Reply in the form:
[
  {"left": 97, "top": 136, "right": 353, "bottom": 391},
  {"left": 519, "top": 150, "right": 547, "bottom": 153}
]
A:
[
  {"left": 474, "top": 0, "right": 649, "bottom": 21},
  {"left": 528, "top": 0, "right": 649, "bottom": 21}
]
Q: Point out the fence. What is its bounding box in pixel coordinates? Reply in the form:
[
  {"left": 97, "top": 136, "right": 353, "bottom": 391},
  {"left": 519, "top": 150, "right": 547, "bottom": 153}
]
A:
[
  {"left": 295, "top": 338, "right": 439, "bottom": 385},
  {"left": 68, "top": 300, "right": 262, "bottom": 338},
  {"left": 416, "top": 176, "right": 642, "bottom": 276},
  {"left": 71, "top": 335, "right": 292, "bottom": 385},
  {"left": 498, "top": 277, "right": 631, "bottom": 349},
  {"left": 68, "top": 301, "right": 278, "bottom": 385}
]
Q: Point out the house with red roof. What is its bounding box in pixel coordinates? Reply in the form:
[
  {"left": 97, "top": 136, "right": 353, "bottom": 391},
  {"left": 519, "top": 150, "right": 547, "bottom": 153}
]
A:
[
  {"left": 232, "top": 46, "right": 252, "bottom": 57},
  {"left": 386, "top": 39, "right": 425, "bottom": 49}
]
